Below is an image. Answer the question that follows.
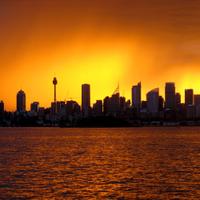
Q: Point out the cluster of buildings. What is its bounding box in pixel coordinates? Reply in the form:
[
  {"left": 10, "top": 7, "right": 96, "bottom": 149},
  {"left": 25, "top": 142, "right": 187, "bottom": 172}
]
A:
[{"left": 1, "top": 78, "right": 200, "bottom": 126}]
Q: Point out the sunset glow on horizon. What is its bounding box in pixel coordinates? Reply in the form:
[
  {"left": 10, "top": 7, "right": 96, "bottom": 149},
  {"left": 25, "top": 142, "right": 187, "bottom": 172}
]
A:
[{"left": 1, "top": 0, "right": 200, "bottom": 111}]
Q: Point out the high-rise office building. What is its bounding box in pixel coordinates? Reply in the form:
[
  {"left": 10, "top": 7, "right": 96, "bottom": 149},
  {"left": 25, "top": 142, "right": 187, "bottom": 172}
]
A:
[
  {"left": 165, "top": 82, "right": 176, "bottom": 110},
  {"left": 132, "top": 82, "right": 141, "bottom": 111},
  {"left": 30, "top": 102, "right": 39, "bottom": 113},
  {"left": 0, "top": 101, "right": 4, "bottom": 114},
  {"left": 38, "top": 107, "right": 45, "bottom": 118},
  {"left": 66, "top": 100, "right": 81, "bottom": 116},
  {"left": 175, "top": 93, "right": 181, "bottom": 107},
  {"left": 103, "top": 93, "right": 120, "bottom": 116},
  {"left": 103, "top": 96, "right": 110, "bottom": 115},
  {"left": 194, "top": 95, "right": 200, "bottom": 106},
  {"left": 185, "top": 89, "right": 193, "bottom": 106},
  {"left": 159, "top": 96, "right": 164, "bottom": 111},
  {"left": 110, "top": 93, "right": 120, "bottom": 115},
  {"left": 186, "top": 105, "right": 196, "bottom": 119},
  {"left": 147, "top": 88, "right": 159, "bottom": 113},
  {"left": 120, "top": 96, "right": 126, "bottom": 112},
  {"left": 141, "top": 100, "right": 147, "bottom": 110},
  {"left": 125, "top": 100, "right": 131, "bottom": 110},
  {"left": 93, "top": 100, "right": 103, "bottom": 116},
  {"left": 56, "top": 101, "right": 65, "bottom": 114},
  {"left": 194, "top": 94, "right": 200, "bottom": 118},
  {"left": 82, "top": 84, "right": 91, "bottom": 116},
  {"left": 16, "top": 90, "right": 26, "bottom": 112}
]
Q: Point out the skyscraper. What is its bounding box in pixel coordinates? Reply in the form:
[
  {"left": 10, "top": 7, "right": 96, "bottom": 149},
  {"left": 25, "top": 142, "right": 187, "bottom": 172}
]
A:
[
  {"left": 82, "top": 84, "right": 91, "bottom": 116},
  {"left": 194, "top": 95, "right": 200, "bottom": 106},
  {"left": 175, "top": 93, "right": 181, "bottom": 107},
  {"left": 185, "top": 89, "right": 193, "bottom": 106},
  {"left": 103, "top": 93, "right": 120, "bottom": 116},
  {"left": 147, "top": 88, "right": 159, "bottom": 113},
  {"left": 93, "top": 100, "right": 103, "bottom": 116},
  {"left": 65, "top": 100, "right": 81, "bottom": 116},
  {"left": 17, "top": 90, "right": 26, "bottom": 112},
  {"left": 165, "top": 82, "right": 176, "bottom": 110},
  {"left": 0, "top": 101, "right": 4, "bottom": 114},
  {"left": 110, "top": 93, "right": 120, "bottom": 115},
  {"left": 120, "top": 96, "right": 126, "bottom": 112},
  {"left": 30, "top": 102, "right": 39, "bottom": 113},
  {"left": 103, "top": 96, "right": 110, "bottom": 115},
  {"left": 132, "top": 82, "right": 141, "bottom": 111},
  {"left": 194, "top": 94, "right": 200, "bottom": 118},
  {"left": 159, "top": 96, "right": 164, "bottom": 111}
]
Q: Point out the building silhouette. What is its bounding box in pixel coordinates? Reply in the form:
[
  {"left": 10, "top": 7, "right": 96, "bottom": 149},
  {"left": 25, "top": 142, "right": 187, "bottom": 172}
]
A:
[
  {"left": 165, "top": 82, "right": 176, "bottom": 110},
  {"left": 185, "top": 89, "right": 193, "bottom": 106},
  {"left": 82, "top": 84, "right": 91, "bottom": 117},
  {"left": 194, "top": 95, "right": 200, "bottom": 106},
  {"left": 31, "top": 102, "right": 39, "bottom": 113},
  {"left": 159, "top": 96, "right": 164, "bottom": 111},
  {"left": 147, "top": 88, "right": 159, "bottom": 114},
  {"left": 66, "top": 100, "right": 81, "bottom": 117},
  {"left": 111, "top": 93, "right": 120, "bottom": 114},
  {"left": 103, "top": 93, "right": 122, "bottom": 116},
  {"left": 194, "top": 95, "right": 200, "bottom": 118},
  {"left": 186, "top": 104, "right": 196, "bottom": 119},
  {"left": 53, "top": 77, "right": 58, "bottom": 114},
  {"left": 0, "top": 101, "right": 4, "bottom": 114},
  {"left": 120, "top": 96, "right": 126, "bottom": 112},
  {"left": 5, "top": 80, "right": 200, "bottom": 127},
  {"left": 175, "top": 93, "right": 181, "bottom": 107},
  {"left": 93, "top": 100, "right": 103, "bottom": 116},
  {"left": 51, "top": 101, "right": 65, "bottom": 116},
  {"left": 16, "top": 90, "right": 26, "bottom": 112},
  {"left": 103, "top": 96, "right": 110, "bottom": 115},
  {"left": 57, "top": 101, "right": 65, "bottom": 114},
  {"left": 110, "top": 93, "right": 120, "bottom": 116},
  {"left": 38, "top": 107, "right": 45, "bottom": 119},
  {"left": 141, "top": 100, "right": 147, "bottom": 110},
  {"left": 132, "top": 82, "right": 141, "bottom": 111}
]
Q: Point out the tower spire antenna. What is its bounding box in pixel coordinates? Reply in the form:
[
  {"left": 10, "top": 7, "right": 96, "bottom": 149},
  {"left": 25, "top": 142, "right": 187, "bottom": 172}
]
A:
[
  {"left": 53, "top": 77, "right": 58, "bottom": 113},
  {"left": 113, "top": 82, "right": 120, "bottom": 95}
]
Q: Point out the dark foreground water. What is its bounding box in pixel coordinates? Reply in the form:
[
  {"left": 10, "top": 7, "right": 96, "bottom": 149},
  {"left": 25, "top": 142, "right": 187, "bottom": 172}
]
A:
[{"left": 0, "top": 127, "right": 200, "bottom": 199}]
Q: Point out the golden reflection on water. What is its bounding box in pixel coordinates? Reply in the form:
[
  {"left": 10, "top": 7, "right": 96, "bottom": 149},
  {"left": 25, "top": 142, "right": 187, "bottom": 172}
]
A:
[{"left": 0, "top": 127, "right": 200, "bottom": 199}]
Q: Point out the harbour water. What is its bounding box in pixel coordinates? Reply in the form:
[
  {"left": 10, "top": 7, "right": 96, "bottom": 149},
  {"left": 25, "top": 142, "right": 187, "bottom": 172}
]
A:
[{"left": 0, "top": 127, "right": 200, "bottom": 199}]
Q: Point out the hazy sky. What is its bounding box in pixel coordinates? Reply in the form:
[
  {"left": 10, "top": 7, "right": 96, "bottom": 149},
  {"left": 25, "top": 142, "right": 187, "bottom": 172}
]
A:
[{"left": 1, "top": 0, "right": 200, "bottom": 110}]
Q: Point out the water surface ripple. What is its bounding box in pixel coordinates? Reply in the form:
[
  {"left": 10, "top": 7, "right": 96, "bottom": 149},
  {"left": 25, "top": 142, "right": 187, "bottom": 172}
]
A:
[{"left": 0, "top": 127, "right": 200, "bottom": 199}]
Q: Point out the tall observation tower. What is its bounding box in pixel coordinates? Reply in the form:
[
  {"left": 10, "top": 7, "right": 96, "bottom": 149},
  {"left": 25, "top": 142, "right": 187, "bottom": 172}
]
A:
[{"left": 53, "top": 77, "right": 58, "bottom": 114}]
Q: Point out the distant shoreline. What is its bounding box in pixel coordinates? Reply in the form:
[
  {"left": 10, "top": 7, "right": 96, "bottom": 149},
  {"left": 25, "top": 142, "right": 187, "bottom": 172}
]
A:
[{"left": 1, "top": 124, "right": 200, "bottom": 128}]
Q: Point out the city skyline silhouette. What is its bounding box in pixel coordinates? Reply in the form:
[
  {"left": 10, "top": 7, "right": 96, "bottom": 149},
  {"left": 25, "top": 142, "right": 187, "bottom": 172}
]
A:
[
  {"left": 1, "top": 78, "right": 200, "bottom": 112},
  {"left": 0, "top": 79, "right": 200, "bottom": 127},
  {"left": 1, "top": 0, "right": 200, "bottom": 110},
  {"left": 1, "top": 1, "right": 200, "bottom": 199}
]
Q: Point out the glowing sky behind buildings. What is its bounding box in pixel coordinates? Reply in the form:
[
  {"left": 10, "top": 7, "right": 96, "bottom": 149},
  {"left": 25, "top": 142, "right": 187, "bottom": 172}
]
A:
[{"left": 1, "top": 0, "right": 200, "bottom": 110}]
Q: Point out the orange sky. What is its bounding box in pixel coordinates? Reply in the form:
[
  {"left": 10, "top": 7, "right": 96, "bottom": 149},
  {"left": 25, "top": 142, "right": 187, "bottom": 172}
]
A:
[{"left": 1, "top": 0, "right": 200, "bottom": 111}]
